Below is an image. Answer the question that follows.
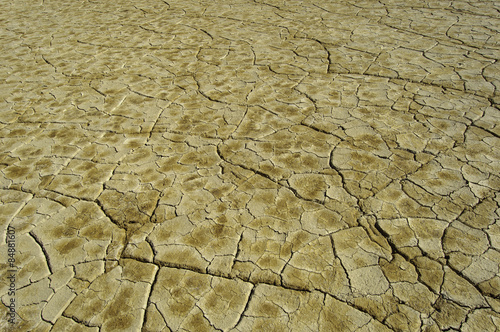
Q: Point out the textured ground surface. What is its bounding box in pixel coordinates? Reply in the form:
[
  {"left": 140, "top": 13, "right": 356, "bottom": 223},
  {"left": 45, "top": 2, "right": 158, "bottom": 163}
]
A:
[{"left": 1, "top": 0, "right": 500, "bottom": 331}]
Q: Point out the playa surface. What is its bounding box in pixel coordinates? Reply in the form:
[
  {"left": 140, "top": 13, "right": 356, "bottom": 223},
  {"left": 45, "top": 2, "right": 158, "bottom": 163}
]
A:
[{"left": 1, "top": 0, "right": 500, "bottom": 330}]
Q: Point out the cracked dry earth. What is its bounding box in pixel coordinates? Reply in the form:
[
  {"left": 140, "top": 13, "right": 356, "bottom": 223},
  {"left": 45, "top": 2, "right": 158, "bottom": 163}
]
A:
[{"left": 1, "top": 0, "right": 500, "bottom": 331}]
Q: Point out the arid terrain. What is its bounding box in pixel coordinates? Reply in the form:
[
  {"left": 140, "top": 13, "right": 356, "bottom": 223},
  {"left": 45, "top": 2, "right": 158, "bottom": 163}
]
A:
[{"left": 1, "top": 0, "right": 500, "bottom": 331}]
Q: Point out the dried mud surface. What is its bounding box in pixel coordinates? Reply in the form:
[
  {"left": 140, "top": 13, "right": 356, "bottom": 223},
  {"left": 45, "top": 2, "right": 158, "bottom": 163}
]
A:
[{"left": 1, "top": 0, "right": 500, "bottom": 331}]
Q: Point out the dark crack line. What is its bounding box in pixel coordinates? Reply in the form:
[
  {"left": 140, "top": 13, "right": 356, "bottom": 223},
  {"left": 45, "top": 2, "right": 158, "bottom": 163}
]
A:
[
  {"left": 141, "top": 266, "right": 160, "bottom": 331},
  {"left": 29, "top": 231, "right": 53, "bottom": 274},
  {"left": 230, "top": 284, "right": 256, "bottom": 330},
  {"left": 329, "top": 234, "right": 352, "bottom": 289},
  {"left": 216, "top": 143, "right": 327, "bottom": 206},
  {"left": 329, "top": 69, "right": 494, "bottom": 100},
  {"left": 61, "top": 313, "right": 97, "bottom": 329},
  {"left": 471, "top": 123, "right": 500, "bottom": 139},
  {"left": 231, "top": 231, "right": 244, "bottom": 272},
  {"left": 142, "top": 233, "right": 406, "bottom": 331},
  {"left": 444, "top": 251, "right": 494, "bottom": 302}
]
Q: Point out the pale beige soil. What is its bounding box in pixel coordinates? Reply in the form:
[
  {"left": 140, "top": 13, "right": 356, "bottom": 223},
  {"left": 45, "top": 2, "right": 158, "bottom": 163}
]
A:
[{"left": 1, "top": 0, "right": 500, "bottom": 331}]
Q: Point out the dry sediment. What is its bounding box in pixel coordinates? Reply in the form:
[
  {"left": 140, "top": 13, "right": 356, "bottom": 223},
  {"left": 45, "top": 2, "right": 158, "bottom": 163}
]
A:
[{"left": 1, "top": 0, "right": 500, "bottom": 331}]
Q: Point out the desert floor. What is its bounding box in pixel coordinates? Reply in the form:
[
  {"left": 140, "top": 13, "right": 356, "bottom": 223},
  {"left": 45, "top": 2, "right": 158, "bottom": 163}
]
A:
[{"left": 1, "top": 0, "right": 500, "bottom": 331}]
